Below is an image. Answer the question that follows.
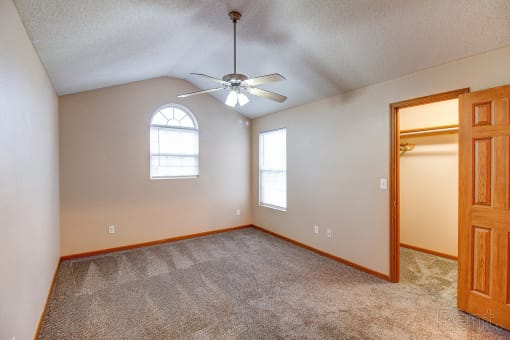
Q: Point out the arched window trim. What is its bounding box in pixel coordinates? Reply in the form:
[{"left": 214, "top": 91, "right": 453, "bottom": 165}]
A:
[
  {"left": 149, "top": 104, "right": 199, "bottom": 179},
  {"left": 149, "top": 103, "right": 199, "bottom": 130}
]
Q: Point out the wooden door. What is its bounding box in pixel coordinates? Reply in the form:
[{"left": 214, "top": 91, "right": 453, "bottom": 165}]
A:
[{"left": 458, "top": 84, "right": 510, "bottom": 330}]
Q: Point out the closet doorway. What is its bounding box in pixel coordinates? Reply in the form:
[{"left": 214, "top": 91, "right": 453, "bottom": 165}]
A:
[
  {"left": 390, "top": 85, "right": 510, "bottom": 329},
  {"left": 389, "top": 88, "right": 470, "bottom": 284}
]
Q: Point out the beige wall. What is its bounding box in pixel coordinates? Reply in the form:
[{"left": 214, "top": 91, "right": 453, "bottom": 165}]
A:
[
  {"left": 399, "top": 99, "right": 459, "bottom": 129},
  {"left": 59, "top": 77, "right": 251, "bottom": 255},
  {"left": 0, "top": 1, "right": 60, "bottom": 339},
  {"left": 251, "top": 45, "right": 510, "bottom": 276},
  {"left": 400, "top": 100, "right": 458, "bottom": 257}
]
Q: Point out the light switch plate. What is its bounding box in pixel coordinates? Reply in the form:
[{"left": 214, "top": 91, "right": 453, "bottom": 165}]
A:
[{"left": 379, "top": 178, "right": 388, "bottom": 190}]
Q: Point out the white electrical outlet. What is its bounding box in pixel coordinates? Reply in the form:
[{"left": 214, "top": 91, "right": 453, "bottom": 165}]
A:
[
  {"left": 327, "top": 228, "right": 332, "bottom": 239},
  {"left": 236, "top": 209, "right": 241, "bottom": 216},
  {"left": 314, "top": 225, "right": 319, "bottom": 234},
  {"left": 108, "top": 225, "right": 115, "bottom": 234}
]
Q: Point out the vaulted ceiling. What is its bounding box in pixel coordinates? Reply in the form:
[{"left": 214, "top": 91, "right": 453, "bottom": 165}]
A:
[{"left": 14, "top": 0, "right": 510, "bottom": 118}]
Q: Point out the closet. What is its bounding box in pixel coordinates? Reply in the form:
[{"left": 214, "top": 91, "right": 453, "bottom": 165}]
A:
[{"left": 399, "top": 99, "right": 459, "bottom": 260}]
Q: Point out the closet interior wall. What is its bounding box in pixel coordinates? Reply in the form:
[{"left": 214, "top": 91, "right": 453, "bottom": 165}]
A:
[{"left": 399, "top": 99, "right": 459, "bottom": 258}]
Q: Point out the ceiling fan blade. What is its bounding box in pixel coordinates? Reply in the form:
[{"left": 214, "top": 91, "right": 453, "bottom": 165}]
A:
[
  {"left": 177, "top": 87, "right": 225, "bottom": 98},
  {"left": 243, "top": 73, "right": 286, "bottom": 86},
  {"left": 245, "top": 87, "right": 287, "bottom": 103},
  {"left": 190, "top": 73, "right": 225, "bottom": 85}
]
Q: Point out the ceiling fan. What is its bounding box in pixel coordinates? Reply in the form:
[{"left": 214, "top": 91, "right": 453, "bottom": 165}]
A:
[{"left": 178, "top": 11, "right": 287, "bottom": 107}]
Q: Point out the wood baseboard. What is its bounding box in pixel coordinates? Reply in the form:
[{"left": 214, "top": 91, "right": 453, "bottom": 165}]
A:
[
  {"left": 60, "top": 224, "right": 253, "bottom": 261},
  {"left": 34, "top": 258, "right": 62, "bottom": 339},
  {"left": 400, "top": 243, "right": 457, "bottom": 260},
  {"left": 251, "top": 225, "right": 390, "bottom": 281}
]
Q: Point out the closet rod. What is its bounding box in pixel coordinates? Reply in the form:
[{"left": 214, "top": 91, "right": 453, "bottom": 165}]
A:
[{"left": 400, "top": 124, "right": 459, "bottom": 138}]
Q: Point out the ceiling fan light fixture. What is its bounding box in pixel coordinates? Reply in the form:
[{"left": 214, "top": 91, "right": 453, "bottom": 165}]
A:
[
  {"left": 225, "top": 90, "right": 238, "bottom": 107},
  {"left": 238, "top": 92, "right": 249, "bottom": 106}
]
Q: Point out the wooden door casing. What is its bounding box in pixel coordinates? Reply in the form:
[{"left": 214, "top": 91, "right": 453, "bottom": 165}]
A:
[
  {"left": 458, "top": 84, "right": 510, "bottom": 330},
  {"left": 389, "top": 88, "right": 470, "bottom": 283}
]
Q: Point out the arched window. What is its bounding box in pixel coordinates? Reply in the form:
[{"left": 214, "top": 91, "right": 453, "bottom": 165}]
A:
[{"left": 150, "top": 104, "right": 199, "bottom": 179}]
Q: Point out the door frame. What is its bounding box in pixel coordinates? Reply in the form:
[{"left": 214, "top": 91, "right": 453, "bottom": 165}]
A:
[{"left": 389, "top": 87, "right": 470, "bottom": 283}]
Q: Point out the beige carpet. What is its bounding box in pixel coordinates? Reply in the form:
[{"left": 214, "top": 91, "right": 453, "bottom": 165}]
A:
[
  {"left": 38, "top": 228, "right": 509, "bottom": 339},
  {"left": 400, "top": 246, "right": 457, "bottom": 304}
]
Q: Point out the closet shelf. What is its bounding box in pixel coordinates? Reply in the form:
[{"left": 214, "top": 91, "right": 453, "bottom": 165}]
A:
[{"left": 400, "top": 124, "right": 458, "bottom": 138}]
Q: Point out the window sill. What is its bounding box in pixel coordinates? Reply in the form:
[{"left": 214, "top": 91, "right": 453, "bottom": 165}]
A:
[
  {"left": 259, "top": 203, "right": 287, "bottom": 212},
  {"left": 150, "top": 175, "right": 199, "bottom": 180}
]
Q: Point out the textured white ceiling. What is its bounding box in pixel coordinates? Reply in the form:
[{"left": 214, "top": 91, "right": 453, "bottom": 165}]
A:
[{"left": 13, "top": 0, "right": 510, "bottom": 118}]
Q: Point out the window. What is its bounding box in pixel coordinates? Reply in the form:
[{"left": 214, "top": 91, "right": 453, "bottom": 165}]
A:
[
  {"left": 150, "top": 104, "right": 199, "bottom": 179},
  {"left": 259, "top": 128, "right": 287, "bottom": 210}
]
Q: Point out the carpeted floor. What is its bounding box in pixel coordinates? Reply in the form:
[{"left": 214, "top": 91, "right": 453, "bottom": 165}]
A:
[
  {"left": 39, "top": 228, "right": 510, "bottom": 339},
  {"left": 400, "top": 246, "right": 458, "bottom": 305}
]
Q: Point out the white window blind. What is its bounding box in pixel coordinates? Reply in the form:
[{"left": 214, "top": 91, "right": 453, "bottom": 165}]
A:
[
  {"left": 150, "top": 105, "right": 199, "bottom": 179},
  {"left": 259, "top": 128, "right": 287, "bottom": 210}
]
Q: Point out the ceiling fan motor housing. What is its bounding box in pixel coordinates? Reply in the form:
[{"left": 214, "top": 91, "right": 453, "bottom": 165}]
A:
[{"left": 222, "top": 73, "right": 248, "bottom": 85}]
